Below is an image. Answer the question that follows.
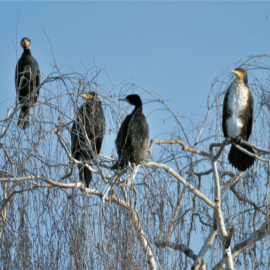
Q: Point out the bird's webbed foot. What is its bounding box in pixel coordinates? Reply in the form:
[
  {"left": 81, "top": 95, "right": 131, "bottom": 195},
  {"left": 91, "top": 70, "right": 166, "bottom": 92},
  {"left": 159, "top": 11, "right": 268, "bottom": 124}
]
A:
[
  {"left": 128, "top": 161, "right": 132, "bottom": 169},
  {"left": 127, "top": 161, "right": 136, "bottom": 171},
  {"left": 234, "top": 136, "right": 242, "bottom": 144},
  {"left": 230, "top": 136, "right": 242, "bottom": 144},
  {"left": 126, "top": 161, "right": 133, "bottom": 179},
  {"left": 123, "top": 162, "right": 136, "bottom": 187}
]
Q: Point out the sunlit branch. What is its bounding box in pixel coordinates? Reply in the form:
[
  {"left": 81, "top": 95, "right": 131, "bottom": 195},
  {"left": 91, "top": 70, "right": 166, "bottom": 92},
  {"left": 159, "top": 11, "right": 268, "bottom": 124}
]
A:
[
  {"left": 144, "top": 161, "right": 215, "bottom": 209},
  {"left": 220, "top": 171, "right": 245, "bottom": 190},
  {"left": 148, "top": 139, "right": 210, "bottom": 158},
  {"left": 210, "top": 146, "right": 234, "bottom": 269}
]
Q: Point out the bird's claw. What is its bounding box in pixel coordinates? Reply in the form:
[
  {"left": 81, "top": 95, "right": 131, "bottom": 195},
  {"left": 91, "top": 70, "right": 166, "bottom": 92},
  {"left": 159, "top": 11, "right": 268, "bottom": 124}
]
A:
[{"left": 235, "top": 136, "right": 242, "bottom": 144}]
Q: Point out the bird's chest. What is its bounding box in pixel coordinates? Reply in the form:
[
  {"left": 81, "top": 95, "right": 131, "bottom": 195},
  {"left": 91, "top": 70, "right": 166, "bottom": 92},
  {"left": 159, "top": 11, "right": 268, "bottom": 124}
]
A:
[
  {"left": 17, "top": 59, "right": 36, "bottom": 83},
  {"left": 226, "top": 84, "right": 249, "bottom": 137},
  {"left": 19, "top": 57, "right": 34, "bottom": 70}
]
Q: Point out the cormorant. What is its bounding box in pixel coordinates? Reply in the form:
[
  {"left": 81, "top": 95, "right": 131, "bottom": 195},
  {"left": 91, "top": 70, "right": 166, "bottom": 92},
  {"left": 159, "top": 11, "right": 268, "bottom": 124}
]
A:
[
  {"left": 222, "top": 68, "right": 255, "bottom": 171},
  {"left": 112, "top": 94, "right": 149, "bottom": 169},
  {"left": 71, "top": 91, "right": 105, "bottom": 187},
  {"left": 15, "top": 37, "right": 40, "bottom": 129}
]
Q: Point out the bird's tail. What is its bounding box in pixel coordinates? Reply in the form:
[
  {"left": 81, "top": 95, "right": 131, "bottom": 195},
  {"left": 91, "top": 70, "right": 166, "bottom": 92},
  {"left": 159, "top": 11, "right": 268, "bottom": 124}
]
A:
[
  {"left": 111, "top": 154, "right": 129, "bottom": 170},
  {"left": 18, "top": 106, "right": 30, "bottom": 130},
  {"left": 111, "top": 160, "right": 120, "bottom": 170},
  {"left": 79, "top": 165, "right": 92, "bottom": 188},
  {"left": 228, "top": 144, "right": 255, "bottom": 171}
]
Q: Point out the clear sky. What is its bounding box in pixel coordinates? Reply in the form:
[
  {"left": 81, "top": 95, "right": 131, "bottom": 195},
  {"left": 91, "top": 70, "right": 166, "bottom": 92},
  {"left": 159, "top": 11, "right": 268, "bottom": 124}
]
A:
[
  {"left": 1, "top": 2, "right": 270, "bottom": 140},
  {"left": 1, "top": 1, "right": 270, "bottom": 258}
]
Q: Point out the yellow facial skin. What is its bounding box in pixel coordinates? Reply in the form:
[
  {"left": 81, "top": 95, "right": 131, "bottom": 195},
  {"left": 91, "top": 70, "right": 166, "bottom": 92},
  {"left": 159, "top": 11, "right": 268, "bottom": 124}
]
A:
[
  {"left": 125, "top": 98, "right": 131, "bottom": 104},
  {"left": 231, "top": 69, "right": 243, "bottom": 78},
  {"left": 25, "top": 39, "right": 30, "bottom": 48},
  {"left": 81, "top": 93, "right": 93, "bottom": 100}
]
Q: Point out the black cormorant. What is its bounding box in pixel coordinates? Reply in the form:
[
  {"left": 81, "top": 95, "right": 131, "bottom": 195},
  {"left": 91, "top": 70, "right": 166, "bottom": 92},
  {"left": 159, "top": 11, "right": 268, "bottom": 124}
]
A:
[
  {"left": 71, "top": 91, "right": 105, "bottom": 187},
  {"left": 112, "top": 94, "right": 149, "bottom": 169},
  {"left": 15, "top": 37, "right": 40, "bottom": 129},
  {"left": 222, "top": 68, "right": 255, "bottom": 171}
]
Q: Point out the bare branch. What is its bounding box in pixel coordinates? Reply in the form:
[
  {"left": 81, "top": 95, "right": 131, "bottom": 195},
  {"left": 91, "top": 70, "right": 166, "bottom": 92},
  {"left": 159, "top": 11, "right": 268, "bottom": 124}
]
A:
[
  {"left": 230, "top": 185, "right": 266, "bottom": 215},
  {"left": 144, "top": 161, "right": 215, "bottom": 209},
  {"left": 155, "top": 240, "right": 197, "bottom": 261}
]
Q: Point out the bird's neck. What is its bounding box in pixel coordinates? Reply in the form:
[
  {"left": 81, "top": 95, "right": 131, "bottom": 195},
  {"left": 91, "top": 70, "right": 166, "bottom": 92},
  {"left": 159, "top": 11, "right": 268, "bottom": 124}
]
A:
[
  {"left": 232, "top": 79, "right": 243, "bottom": 91},
  {"left": 235, "top": 77, "right": 247, "bottom": 86},
  {"left": 86, "top": 99, "right": 101, "bottom": 108},
  {"left": 132, "top": 102, "right": 143, "bottom": 115},
  {"left": 23, "top": 49, "right": 32, "bottom": 56}
]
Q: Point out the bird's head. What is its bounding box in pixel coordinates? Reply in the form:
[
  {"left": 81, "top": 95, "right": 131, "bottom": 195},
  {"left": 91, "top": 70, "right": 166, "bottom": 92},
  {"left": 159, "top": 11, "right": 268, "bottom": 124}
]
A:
[
  {"left": 119, "top": 94, "right": 142, "bottom": 107},
  {"left": 21, "top": 38, "right": 31, "bottom": 50},
  {"left": 231, "top": 68, "right": 248, "bottom": 84}
]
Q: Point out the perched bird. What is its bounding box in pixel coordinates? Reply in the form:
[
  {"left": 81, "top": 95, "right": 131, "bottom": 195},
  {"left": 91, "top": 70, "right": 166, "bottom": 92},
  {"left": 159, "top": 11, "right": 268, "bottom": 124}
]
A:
[
  {"left": 112, "top": 94, "right": 149, "bottom": 169},
  {"left": 71, "top": 91, "right": 105, "bottom": 187},
  {"left": 222, "top": 68, "right": 255, "bottom": 171},
  {"left": 15, "top": 37, "right": 40, "bottom": 129}
]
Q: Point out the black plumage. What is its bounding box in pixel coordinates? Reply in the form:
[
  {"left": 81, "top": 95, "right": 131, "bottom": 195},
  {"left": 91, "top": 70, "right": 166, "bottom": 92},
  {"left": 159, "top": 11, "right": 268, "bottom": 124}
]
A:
[
  {"left": 222, "top": 68, "right": 255, "bottom": 171},
  {"left": 15, "top": 37, "right": 40, "bottom": 130},
  {"left": 112, "top": 94, "right": 149, "bottom": 169},
  {"left": 71, "top": 91, "right": 105, "bottom": 188}
]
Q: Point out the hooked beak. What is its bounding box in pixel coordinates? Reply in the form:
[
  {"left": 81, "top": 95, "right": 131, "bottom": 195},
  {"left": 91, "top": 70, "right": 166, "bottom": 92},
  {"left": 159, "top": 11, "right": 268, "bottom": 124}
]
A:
[
  {"left": 25, "top": 39, "right": 30, "bottom": 48},
  {"left": 76, "top": 92, "right": 93, "bottom": 100},
  {"left": 118, "top": 97, "right": 131, "bottom": 104},
  {"left": 231, "top": 70, "right": 241, "bottom": 77}
]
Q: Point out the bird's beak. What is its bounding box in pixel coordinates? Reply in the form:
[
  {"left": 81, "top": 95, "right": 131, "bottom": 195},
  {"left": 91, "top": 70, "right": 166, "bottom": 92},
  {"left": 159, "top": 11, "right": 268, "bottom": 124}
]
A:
[
  {"left": 119, "top": 98, "right": 131, "bottom": 104},
  {"left": 231, "top": 70, "right": 241, "bottom": 77},
  {"left": 25, "top": 40, "right": 30, "bottom": 48},
  {"left": 81, "top": 93, "right": 93, "bottom": 100}
]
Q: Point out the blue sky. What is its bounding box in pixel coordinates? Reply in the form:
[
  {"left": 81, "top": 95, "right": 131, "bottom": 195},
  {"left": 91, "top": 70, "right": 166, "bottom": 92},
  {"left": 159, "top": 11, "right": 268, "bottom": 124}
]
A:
[{"left": 1, "top": 2, "right": 269, "bottom": 126}]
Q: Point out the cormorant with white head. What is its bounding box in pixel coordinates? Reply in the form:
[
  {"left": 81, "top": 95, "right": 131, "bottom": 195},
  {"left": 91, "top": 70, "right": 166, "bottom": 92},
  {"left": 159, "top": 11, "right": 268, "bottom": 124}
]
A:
[
  {"left": 222, "top": 68, "right": 255, "bottom": 171},
  {"left": 15, "top": 37, "right": 40, "bottom": 129},
  {"left": 71, "top": 91, "right": 105, "bottom": 187},
  {"left": 112, "top": 94, "right": 149, "bottom": 169}
]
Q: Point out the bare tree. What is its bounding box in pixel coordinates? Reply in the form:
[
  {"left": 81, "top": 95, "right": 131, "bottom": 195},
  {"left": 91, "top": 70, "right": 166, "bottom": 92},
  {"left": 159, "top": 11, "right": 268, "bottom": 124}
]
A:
[{"left": 1, "top": 41, "right": 270, "bottom": 270}]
